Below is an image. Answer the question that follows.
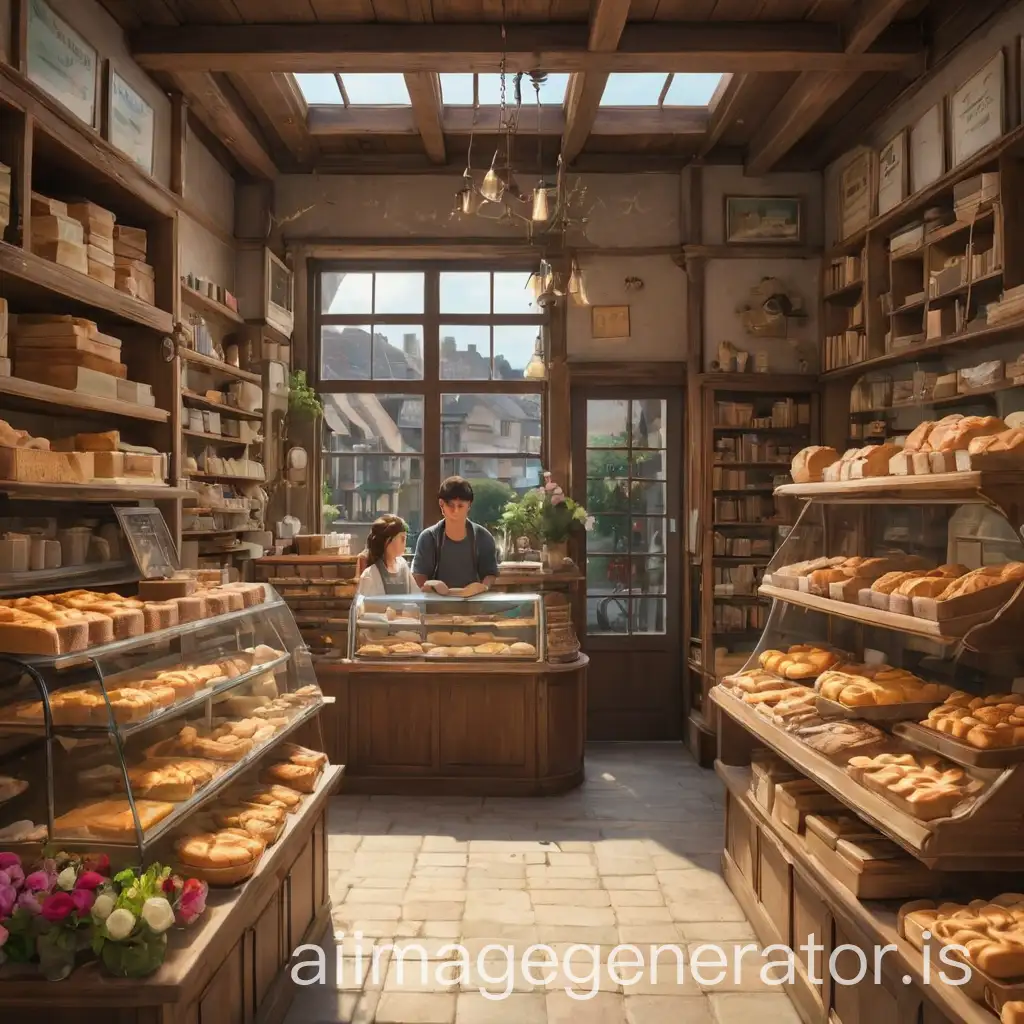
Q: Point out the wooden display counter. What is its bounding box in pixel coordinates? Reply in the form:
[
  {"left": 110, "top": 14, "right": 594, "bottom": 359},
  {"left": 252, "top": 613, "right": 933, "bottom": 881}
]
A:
[
  {"left": 317, "top": 657, "right": 588, "bottom": 796},
  {"left": 0, "top": 765, "right": 344, "bottom": 1024}
]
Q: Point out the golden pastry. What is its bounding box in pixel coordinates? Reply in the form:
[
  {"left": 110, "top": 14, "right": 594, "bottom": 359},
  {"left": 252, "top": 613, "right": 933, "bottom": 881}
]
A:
[
  {"left": 212, "top": 803, "right": 286, "bottom": 844},
  {"left": 260, "top": 761, "right": 319, "bottom": 794},
  {"left": 175, "top": 827, "right": 265, "bottom": 884},
  {"left": 242, "top": 783, "right": 303, "bottom": 813},
  {"left": 282, "top": 743, "right": 328, "bottom": 769}
]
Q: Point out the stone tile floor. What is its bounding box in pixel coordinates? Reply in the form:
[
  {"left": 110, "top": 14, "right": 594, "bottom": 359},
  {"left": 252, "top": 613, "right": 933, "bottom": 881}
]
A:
[{"left": 284, "top": 742, "right": 802, "bottom": 1024}]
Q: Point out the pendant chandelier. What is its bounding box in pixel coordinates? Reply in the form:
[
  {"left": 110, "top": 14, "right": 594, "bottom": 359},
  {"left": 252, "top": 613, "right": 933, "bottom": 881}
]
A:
[{"left": 451, "top": 3, "right": 589, "bottom": 308}]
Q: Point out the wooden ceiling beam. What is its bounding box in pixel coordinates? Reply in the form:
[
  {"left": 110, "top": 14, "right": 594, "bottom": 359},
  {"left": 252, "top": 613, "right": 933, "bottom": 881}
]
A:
[
  {"left": 745, "top": 0, "right": 913, "bottom": 175},
  {"left": 231, "top": 71, "right": 314, "bottom": 165},
  {"left": 305, "top": 104, "right": 708, "bottom": 137},
  {"left": 404, "top": 72, "right": 446, "bottom": 164},
  {"left": 561, "top": 0, "right": 632, "bottom": 164},
  {"left": 130, "top": 21, "right": 924, "bottom": 74},
  {"left": 170, "top": 71, "right": 278, "bottom": 180},
  {"left": 699, "top": 72, "right": 758, "bottom": 157}
]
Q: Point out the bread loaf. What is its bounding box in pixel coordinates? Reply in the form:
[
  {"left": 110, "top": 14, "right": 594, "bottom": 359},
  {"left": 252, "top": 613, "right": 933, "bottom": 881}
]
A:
[
  {"left": 848, "top": 443, "right": 901, "bottom": 478},
  {"left": 935, "top": 415, "right": 1006, "bottom": 452},
  {"left": 791, "top": 446, "right": 839, "bottom": 483}
]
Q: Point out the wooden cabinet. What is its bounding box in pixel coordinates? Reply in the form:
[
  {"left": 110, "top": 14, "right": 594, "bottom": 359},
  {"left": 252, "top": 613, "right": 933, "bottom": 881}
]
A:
[
  {"left": 199, "top": 941, "right": 249, "bottom": 1024},
  {"left": 757, "top": 824, "right": 792, "bottom": 948},
  {"left": 252, "top": 889, "right": 284, "bottom": 1011}
]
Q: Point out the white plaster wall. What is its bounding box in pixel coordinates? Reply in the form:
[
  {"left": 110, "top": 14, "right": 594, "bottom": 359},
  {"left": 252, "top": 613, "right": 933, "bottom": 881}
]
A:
[
  {"left": 185, "top": 132, "right": 236, "bottom": 237},
  {"left": 824, "top": 5, "right": 1024, "bottom": 245},
  {"left": 567, "top": 254, "right": 687, "bottom": 361},
  {"left": 180, "top": 214, "right": 236, "bottom": 292},
  {"left": 704, "top": 257, "right": 821, "bottom": 373}
]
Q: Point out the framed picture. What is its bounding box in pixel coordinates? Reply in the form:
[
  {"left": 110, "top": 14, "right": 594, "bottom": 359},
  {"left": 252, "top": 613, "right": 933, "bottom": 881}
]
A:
[
  {"left": 910, "top": 103, "right": 945, "bottom": 194},
  {"left": 839, "top": 149, "right": 874, "bottom": 240},
  {"left": 106, "top": 69, "right": 155, "bottom": 174},
  {"left": 591, "top": 305, "right": 630, "bottom": 340},
  {"left": 951, "top": 51, "right": 1005, "bottom": 167},
  {"left": 877, "top": 130, "right": 907, "bottom": 215},
  {"left": 725, "top": 196, "right": 802, "bottom": 244},
  {"left": 26, "top": 0, "right": 98, "bottom": 127}
]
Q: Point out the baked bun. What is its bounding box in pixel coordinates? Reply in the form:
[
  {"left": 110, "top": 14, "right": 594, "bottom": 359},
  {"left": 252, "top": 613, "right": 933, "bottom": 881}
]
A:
[
  {"left": 508, "top": 642, "right": 536, "bottom": 657},
  {"left": 243, "top": 783, "right": 303, "bottom": 813},
  {"left": 213, "top": 803, "right": 286, "bottom": 844}
]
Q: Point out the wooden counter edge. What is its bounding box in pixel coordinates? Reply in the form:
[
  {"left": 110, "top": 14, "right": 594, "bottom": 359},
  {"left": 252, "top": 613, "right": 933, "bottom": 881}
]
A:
[
  {"left": 316, "top": 655, "right": 589, "bottom": 675},
  {"left": 0, "top": 764, "right": 346, "bottom": 1005}
]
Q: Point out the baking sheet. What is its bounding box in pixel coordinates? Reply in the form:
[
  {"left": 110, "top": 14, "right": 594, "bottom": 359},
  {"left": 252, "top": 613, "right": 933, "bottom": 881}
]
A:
[
  {"left": 894, "top": 721, "right": 1024, "bottom": 768},
  {"left": 815, "top": 696, "right": 944, "bottom": 722}
]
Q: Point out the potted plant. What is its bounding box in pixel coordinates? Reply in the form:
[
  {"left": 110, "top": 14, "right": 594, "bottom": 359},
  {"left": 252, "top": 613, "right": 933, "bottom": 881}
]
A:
[
  {"left": 322, "top": 480, "right": 340, "bottom": 528},
  {"left": 501, "top": 473, "right": 592, "bottom": 571},
  {"left": 288, "top": 370, "right": 322, "bottom": 420}
]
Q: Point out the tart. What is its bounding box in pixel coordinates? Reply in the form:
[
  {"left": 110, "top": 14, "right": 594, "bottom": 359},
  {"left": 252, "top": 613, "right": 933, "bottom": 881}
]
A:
[
  {"left": 175, "top": 827, "right": 265, "bottom": 885},
  {"left": 261, "top": 761, "right": 319, "bottom": 794},
  {"left": 212, "top": 804, "right": 286, "bottom": 845}
]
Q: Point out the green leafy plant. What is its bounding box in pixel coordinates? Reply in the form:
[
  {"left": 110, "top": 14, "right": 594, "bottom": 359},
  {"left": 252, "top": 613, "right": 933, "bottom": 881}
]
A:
[
  {"left": 288, "top": 370, "right": 323, "bottom": 419},
  {"left": 467, "top": 478, "right": 516, "bottom": 530},
  {"left": 322, "top": 479, "right": 340, "bottom": 525},
  {"left": 500, "top": 472, "right": 592, "bottom": 545}
]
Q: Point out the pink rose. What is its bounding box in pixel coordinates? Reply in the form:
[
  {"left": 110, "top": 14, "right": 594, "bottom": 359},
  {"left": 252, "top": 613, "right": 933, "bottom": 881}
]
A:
[
  {"left": 3, "top": 862, "right": 23, "bottom": 889},
  {"left": 24, "top": 871, "right": 50, "bottom": 892},
  {"left": 0, "top": 853, "right": 20, "bottom": 872},
  {"left": 0, "top": 883, "right": 16, "bottom": 918},
  {"left": 70, "top": 888, "right": 94, "bottom": 915},
  {"left": 83, "top": 853, "right": 109, "bottom": 875},
  {"left": 40, "top": 892, "right": 76, "bottom": 922},
  {"left": 74, "top": 871, "right": 105, "bottom": 891},
  {"left": 16, "top": 890, "right": 40, "bottom": 915},
  {"left": 0, "top": 923, "right": 8, "bottom": 948},
  {"left": 176, "top": 878, "right": 207, "bottom": 925}
]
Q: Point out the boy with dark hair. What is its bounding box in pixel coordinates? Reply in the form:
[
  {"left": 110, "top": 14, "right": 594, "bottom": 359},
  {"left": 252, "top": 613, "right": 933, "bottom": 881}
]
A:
[{"left": 412, "top": 476, "right": 499, "bottom": 596}]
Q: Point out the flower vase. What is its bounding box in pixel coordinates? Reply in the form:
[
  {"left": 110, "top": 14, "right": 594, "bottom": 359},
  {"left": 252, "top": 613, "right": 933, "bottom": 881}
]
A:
[
  {"left": 100, "top": 931, "right": 168, "bottom": 978},
  {"left": 544, "top": 541, "right": 568, "bottom": 571}
]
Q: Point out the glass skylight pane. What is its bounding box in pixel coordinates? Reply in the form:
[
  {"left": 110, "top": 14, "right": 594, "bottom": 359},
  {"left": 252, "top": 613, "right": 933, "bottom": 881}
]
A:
[
  {"left": 295, "top": 73, "right": 342, "bottom": 105},
  {"left": 440, "top": 74, "right": 474, "bottom": 104},
  {"left": 339, "top": 73, "right": 410, "bottom": 105},
  {"left": 599, "top": 73, "right": 669, "bottom": 107},
  {"left": 663, "top": 73, "right": 724, "bottom": 106}
]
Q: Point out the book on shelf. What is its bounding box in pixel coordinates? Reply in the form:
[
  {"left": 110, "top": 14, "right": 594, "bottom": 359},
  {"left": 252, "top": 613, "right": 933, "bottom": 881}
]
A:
[
  {"left": 714, "top": 495, "right": 778, "bottom": 522},
  {"left": 714, "top": 436, "right": 801, "bottom": 463},
  {"left": 713, "top": 603, "right": 768, "bottom": 633},
  {"left": 826, "top": 252, "right": 863, "bottom": 292},
  {"left": 714, "top": 399, "right": 809, "bottom": 428}
]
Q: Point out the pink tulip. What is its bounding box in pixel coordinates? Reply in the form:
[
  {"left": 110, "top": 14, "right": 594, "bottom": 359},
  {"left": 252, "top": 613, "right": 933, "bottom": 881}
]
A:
[
  {"left": 75, "top": 871, "right": 105, "bottom": 891},
  {"left": 70, "top": 888, "right": 95, "bottom": 915},
  {"left": 40, "top": 892, "right": 76, "bottom": 922},
  {"left": 176, "top": 877, "right": 207, "bottom": 925}
]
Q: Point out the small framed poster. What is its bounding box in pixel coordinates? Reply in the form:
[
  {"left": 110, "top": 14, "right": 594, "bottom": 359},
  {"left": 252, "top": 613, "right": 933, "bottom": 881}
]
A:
[
  {"left": 910, "top": 103, "right": 945, "bottom": 194},
  {"left": 107, "top": 69, "right": 155, "bottom": 174},
  {"left": 591, "top": 305, "right": 630, "bottom": 339},
  {"left": 26, "top": 0, "right": 97, "bottom": 127},
  {"left": 951, "top": 51, "right": 1005, "bottom": 167},
  {"left": 839, "top": 149, "right": 874, "bottom": 240},
  {"left": 725, "top": 196, "right": 802, "bottom": 244},
  {"left": 877, "top": 130, "right": 907, "bottom": 215}
]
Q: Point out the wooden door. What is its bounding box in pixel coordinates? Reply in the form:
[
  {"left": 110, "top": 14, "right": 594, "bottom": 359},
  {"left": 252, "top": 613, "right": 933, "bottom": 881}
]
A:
[{"left": 572, "top": 388, "right": 684, "bottom": 739}]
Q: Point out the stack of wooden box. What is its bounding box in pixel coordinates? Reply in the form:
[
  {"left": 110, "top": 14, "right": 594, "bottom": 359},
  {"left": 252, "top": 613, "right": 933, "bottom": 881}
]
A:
[
  {"left": 30, "top": 193, "right": 87, "bottom": 274},
  {"left": 68, "top": 201, "right": 116, "bottom": 287},
  {"left": 113, "top": 225, "right": 154, "bottom": 305},
  {"left": 0, "top": 162, "right": 10, "bottom": 236},
  {"left": 10, "top": 314, "right": 154, "bottom": 407}
]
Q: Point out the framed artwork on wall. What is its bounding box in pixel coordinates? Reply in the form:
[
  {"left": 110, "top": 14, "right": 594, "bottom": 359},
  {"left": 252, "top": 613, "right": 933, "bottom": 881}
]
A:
[
  {"left": 951, "top": 50, "right": 1005, "bottom": 167},
  {"left": 591, "top": 305, "right": 630, "bottom": 339},
  {"left": 724, "top": 196, "right": 802, "bottom": 245},
  {"left": 909, "top": 103, "right": 945, "bottom": 194},
  {"left": 106, "top": 68, "right": 155, "bottom": 174},
  {"left": 838, "top": 149, "right": 874, "bottom": 241},
  {"left": 26, "top": 0, "right": 98, "bottom": 127},
  {"left": 877, "top": 130, "right": 907, "bottom": 215}
]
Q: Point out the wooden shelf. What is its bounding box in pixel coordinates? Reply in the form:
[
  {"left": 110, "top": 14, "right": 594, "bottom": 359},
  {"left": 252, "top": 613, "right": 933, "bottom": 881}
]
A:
[
  {"left": 712, "top": 461, "right": 791, "bottom": 469},
  {"left": 181, "top": 283, "right": 245, "bottom": 327},
  {"left": 823, "top": 279, "right": 863, "bottom": 302},
  {"left": 0, "top": 375, "right": 170, "bottom": 423},
  {"left": 890, "top": 296, "right": 926, "bottom": 315},
  {"left": 697, "top": 373, "right": 819, "bottom": 392},
  {"left": 713, "top": 425, "right": 809, "bottom": 433},
  {"left": 928, "top": 268, "right": 1003, "bottom": 305},
  {"left": 182, "top": 528, "right": 248, "bottom": 537},
  {"left": 0, "top": 481, "right": 194, "bottom": 502},
  {"left": 850, "top": 378, "right": 1023, "bottom": 417},
  {"left": 712, "top": 520, "right": 783, "bottom": 528},
  {"left": 758, "top": 582, "right": 988, "bottom": 641},
  {"left": 0, "top": 241, "right": 173, "bottom": 333},
  {"left": 180, "top": 347, "right": 260, "bottom": 384},
  {"left": 773, "top": 469, "right": 1023, "bottom": 500},
  {"left": 713, "top": 487, "right": 776, "bottom": 494},
  {"left": 186, "top": 471, "right": 265, "bottom": 484},
  {"left": 182, "top": 429, "right": 251, "bottom": 446},
  {"left": 182, "top": 391, "right": 264, "bottom": 420},
  {"left": 923, "top": 206, "right": 996, "bottom": 248}
]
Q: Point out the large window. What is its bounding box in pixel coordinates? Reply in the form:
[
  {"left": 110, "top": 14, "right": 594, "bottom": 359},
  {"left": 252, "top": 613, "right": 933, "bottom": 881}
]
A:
[{"left": 315, "top": 265, "right": 547, "bottom": 540}]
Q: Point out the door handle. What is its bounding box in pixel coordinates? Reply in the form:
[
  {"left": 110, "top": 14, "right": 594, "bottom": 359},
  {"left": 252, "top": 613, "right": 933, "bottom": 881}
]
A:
[{"left": 669, "top": 519, "right": 677, "bottom": 533}]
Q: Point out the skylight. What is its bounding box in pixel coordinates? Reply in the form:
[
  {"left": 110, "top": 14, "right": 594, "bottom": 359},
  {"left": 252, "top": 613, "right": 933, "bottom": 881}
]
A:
[
  {"left": 599, "top": 72, "right": 723, "bottom": 107},
  {"left": 294, "top": 72, "right": 410, "bottom": 106},
  {"left": 440, "top": 73, "right": 570, "bottom": 106}
]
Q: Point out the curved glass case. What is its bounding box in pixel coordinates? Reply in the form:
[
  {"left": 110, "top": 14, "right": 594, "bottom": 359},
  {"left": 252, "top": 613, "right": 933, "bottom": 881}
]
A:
[
  {"left": 0, "top": 589, "right": 323, "bottom": 858},
  {"left": 349, "top": 592, "right": 544, "bottom": 662},
  {"left": 712, "top": 471, "right": 1024, "bottom": 869}
]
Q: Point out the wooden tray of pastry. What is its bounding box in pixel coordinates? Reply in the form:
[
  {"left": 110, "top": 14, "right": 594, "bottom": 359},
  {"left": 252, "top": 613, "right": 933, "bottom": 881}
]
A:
[
  {"left": 894, "top": 721, "right": 1024, "bottom": 768},
  {"left": 815, "top": 696, "right": 945, "bottom": 722}
]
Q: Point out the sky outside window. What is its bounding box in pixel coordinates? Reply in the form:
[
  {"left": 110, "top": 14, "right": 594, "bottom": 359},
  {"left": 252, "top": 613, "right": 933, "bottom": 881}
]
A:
[
  {"left": 294, "top": 73, "right": 410, "bottom": 105},
  {"left": 440, "top": 73, "right": 570, "bottom": 105},
  {"left": 599, "top": 72, "right": 723, "bottom": 106}
]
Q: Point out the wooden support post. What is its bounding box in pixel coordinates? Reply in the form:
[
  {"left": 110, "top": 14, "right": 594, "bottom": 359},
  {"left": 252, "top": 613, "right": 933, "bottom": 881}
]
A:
[{"left": 171, "top": 92, "right": 188, "bottom": 197}]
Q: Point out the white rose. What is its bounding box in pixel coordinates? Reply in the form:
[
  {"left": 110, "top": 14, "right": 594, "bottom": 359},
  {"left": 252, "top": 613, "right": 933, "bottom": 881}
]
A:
[
  {"left": 105, "top": 907, "right": 136, "bottom": 941},
  {"left": 141, "top": 897, "right": 175, "bottom": 935},
  {"left": 91, "top": 893, "right": 116, "bottom": 921},
  {"left": 56, "top": 866, "right": 77, "bottom": 891}
]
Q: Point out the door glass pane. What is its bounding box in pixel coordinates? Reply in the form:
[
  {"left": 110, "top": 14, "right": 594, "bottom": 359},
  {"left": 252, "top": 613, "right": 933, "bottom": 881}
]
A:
[
  {"left": 587, "top": 450, "right": 630, "bottom": 476},
  {"left": 632, "top": 556, "right": 666, "bottom": 594},
  {"left": 325, "top": 455, "right": 424, "bottom": 540},
  {"left": 632, "top": 399, "right": 667, "bottom": 448},
  {"left": 631, "top": 598, "right": 666, "bottom": 634},
  {"left": 493, "top": 325, "right": 539, "bottom": 380},
  {"left": 588, "top": 515, "right": 630, "bottom": 553},
  {"left": 370, "top": 324, "right": 424, "bottom": 380},
  {"left": 373, "top": 272, "right": 425, "bottom": 314},
  {"left": 440, "top": 272, "right": 490, "bottom": 313},
  {"left": 631, "top": 480, "right": 666, "bottom": 514},
  {"left": 320, "top": 325, "right": 371, "bottom": 380},
  {"left": 586, "top": 554, "right": 629, "bottom": 593},
  {"left": 588, "top": 596, "right": 628, "bottom": 634},
  {"left": 587, "top": 399, "right": 629, "bottom": 446},
  {"left": 632, "top": 451, "right": 665, "bottom": 479},
  {"left": 441, "top": 457, "right": 543, "bottom": 497},
  {"left": 441, "top": 394, "right": 542, "bottom": 453},
  {"left": 321, "top": 272, "right": 372, "bottom": 314},
  {"left": 631, "top": 519, "right": 666, "bottom": 553},
  {"left": 587, "top": 478, "right": 629, "bottom": 515},
  {"left": 323, "top": 394, "right": 423, "bottom": 454},
  {"left": 440, "top": 325, "right": 491, "bottom": 379}
]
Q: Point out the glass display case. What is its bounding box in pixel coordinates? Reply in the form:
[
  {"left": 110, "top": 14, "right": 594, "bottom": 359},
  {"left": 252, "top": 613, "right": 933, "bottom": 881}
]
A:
[
  {"left": 0, "top": 590, "right": 323, "bottom": 859},
  {"left": 349, "top": 592, "right": 545, "bottom": 662}
]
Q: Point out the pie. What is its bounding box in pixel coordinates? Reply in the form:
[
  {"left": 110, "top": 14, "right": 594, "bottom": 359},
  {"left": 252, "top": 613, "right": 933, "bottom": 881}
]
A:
[{"left": 175, "top": 828, "right": 265, "bottom": 884}]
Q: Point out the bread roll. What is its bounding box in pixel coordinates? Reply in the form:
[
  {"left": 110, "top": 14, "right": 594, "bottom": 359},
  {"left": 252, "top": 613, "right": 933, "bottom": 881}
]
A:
[
  {"left": 791, "top": 446, "right": 839, "bottom": 483},
  {"left": 904, "top": 420, "right": 937, "bottom": 452}
]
